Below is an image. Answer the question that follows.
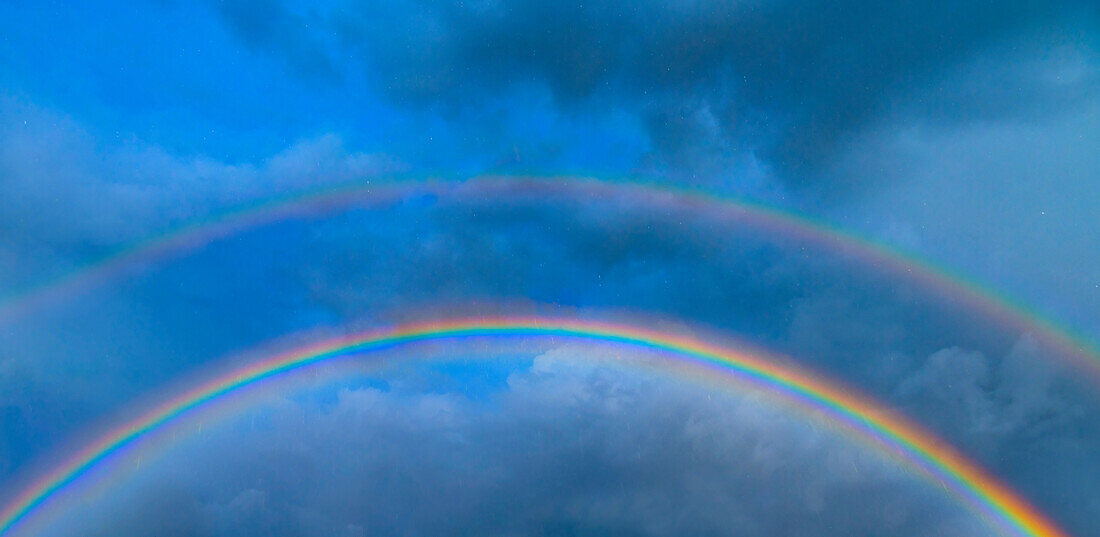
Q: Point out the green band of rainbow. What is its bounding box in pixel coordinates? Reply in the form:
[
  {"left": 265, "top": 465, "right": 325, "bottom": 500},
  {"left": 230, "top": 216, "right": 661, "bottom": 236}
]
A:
[
  {"left": 1, "top": 177, "right": 1096, "bottom": 381},
  {"left": 0, "top": 318, "right": 1070, "bottom": 537}
]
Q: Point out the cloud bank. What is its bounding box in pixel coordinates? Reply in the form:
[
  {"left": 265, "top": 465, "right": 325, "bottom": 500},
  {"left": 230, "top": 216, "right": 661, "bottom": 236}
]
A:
[{"left": 34, "top": 344, "right": 989, "bottom": 537}]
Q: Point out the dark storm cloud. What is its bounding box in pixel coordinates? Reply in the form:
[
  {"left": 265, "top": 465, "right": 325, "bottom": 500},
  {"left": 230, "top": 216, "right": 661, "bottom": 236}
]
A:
[
  {"left": 835, "top": 99, "right": 1100, "bottom": 337},
  {"left": 214, "top": 0, "right": 339, "bottom": 79},
  {"left": 220, "top": 0, "right": 1097, "bottom": 191}
]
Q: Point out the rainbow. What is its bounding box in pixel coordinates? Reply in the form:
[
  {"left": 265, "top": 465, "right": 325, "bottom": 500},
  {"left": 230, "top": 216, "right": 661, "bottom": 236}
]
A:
[
  {"left": 0, "top": 318, "right": 1070, "bottom": 537},
  {"left": 0, "top": 177, "right": 1096, "bottom": 380}
]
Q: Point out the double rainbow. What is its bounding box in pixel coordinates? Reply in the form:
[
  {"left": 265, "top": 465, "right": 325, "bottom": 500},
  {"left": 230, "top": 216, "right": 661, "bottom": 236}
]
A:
[{"left": 0, "top": 318, "right": 1071, "bottom": 537}]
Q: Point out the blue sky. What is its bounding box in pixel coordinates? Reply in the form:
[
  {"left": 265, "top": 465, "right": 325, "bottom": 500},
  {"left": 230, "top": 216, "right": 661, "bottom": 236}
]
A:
[{"left": 0, "top": 1, "right": 1098, "bottom": 536}]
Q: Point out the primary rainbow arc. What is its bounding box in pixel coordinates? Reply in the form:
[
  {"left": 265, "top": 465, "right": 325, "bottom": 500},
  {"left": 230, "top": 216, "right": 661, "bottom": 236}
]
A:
[{"left": 0, "top": 318, "right": 1071, "bottom": 537}]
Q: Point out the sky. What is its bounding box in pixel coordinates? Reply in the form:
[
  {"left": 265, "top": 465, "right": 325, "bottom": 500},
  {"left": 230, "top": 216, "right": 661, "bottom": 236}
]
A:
[{"left": 0, "top": 1, "right": 1098, "bottom": 536}]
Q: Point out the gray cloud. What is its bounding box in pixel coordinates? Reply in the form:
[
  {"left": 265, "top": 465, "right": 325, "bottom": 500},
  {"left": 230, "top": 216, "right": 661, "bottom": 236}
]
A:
[
  {"left": 896, "top": 337, "right": 1076, "bottom": 453},
  {"left": 33, "top": 344, "right": 988, "bottom": 537},
  {"left": 895, "top": 335, "right": 1099, "bottom": 532},
  {"left": 0, "top": 95, "right": 398, "bottom": 287}
]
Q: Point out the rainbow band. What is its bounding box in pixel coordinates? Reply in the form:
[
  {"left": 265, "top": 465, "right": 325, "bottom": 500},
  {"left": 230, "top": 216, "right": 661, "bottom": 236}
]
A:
[
  {"left": 0, "top": 318, "right": 1070, "bottom": 537},
  {"left": 1, "top": 177, "right": 1096, "bottom": 380}
]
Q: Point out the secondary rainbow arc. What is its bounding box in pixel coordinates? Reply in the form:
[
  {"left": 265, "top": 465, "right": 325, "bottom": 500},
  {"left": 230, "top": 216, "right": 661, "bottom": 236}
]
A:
[
  {"left": 0, "top": 177, "right": 1096, "bottom": 381},
  {"left": 0, "top": 318, "right": 1071, "bottom": 537}
]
